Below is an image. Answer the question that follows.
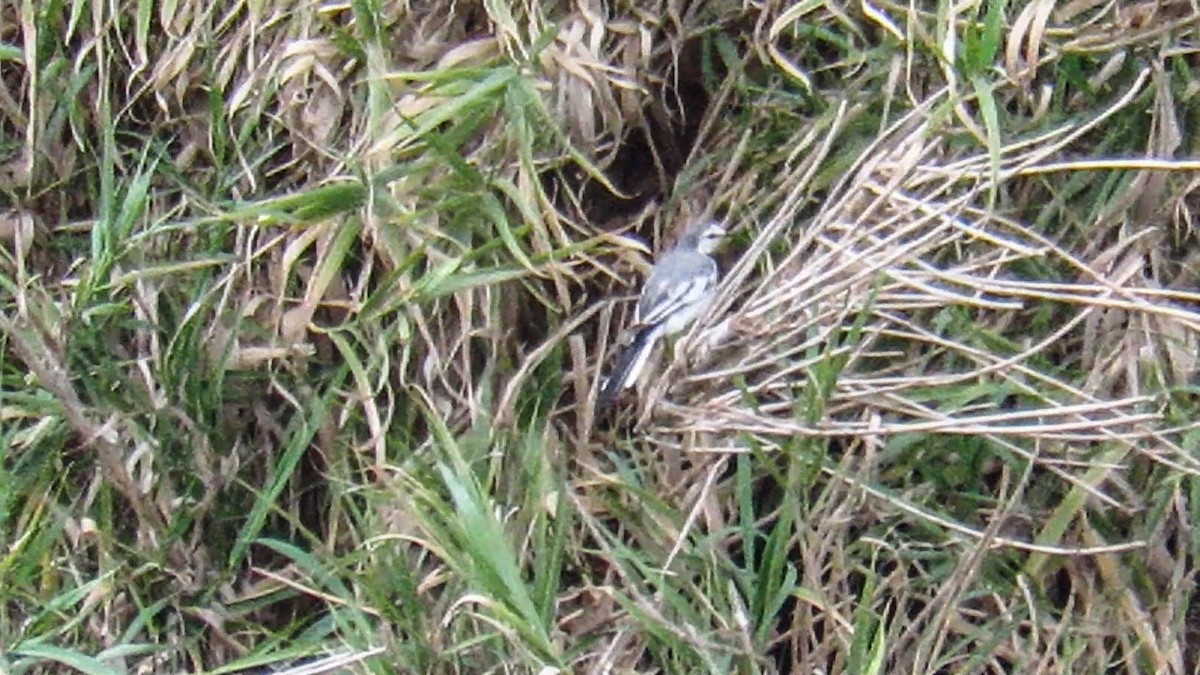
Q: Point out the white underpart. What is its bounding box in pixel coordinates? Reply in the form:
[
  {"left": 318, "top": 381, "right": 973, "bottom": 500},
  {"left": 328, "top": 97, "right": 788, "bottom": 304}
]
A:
[
  {"left": 618, "top": 292, "right": 713, "bottom": 392},
  {"left": 662, "top": 293, "right": 712, "bottom": 335}
]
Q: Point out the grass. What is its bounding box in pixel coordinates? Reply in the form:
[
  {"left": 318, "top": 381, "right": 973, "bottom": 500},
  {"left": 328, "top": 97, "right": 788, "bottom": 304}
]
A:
[{"left": 2, "top": 0, "right": 1200, "bottom": 673}]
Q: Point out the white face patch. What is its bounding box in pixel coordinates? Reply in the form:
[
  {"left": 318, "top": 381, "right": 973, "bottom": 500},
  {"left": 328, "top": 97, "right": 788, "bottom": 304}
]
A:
[{"left": 696, "top": 224, "right": 727, "bottom": 254}]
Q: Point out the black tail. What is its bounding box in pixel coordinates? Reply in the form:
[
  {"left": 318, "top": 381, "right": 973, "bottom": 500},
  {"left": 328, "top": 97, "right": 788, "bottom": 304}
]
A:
[{"left": 596, "top": 325, "right": 659, "bottom": 410}]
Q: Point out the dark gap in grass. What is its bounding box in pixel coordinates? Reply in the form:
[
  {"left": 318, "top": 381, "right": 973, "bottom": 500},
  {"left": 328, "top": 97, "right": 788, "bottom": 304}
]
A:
[
  {"left": 297, "top": 444, "right": 331, "bottom": 544},
  {"left": 240, "top": 546, "right": 328, "bottom": 634},
  {"left": 1044, "top": 565, "right": 1074, "bottom": 614},
  {"left": 767, "top": 591, "right": 807, "bottom": 673},
  {"left": 1185, "top": 590, "right": 1200, "bottom": 673},
  {"left": 558, "top": 32, "right": 720, "bottom": 228},
  {"left": 229, "top": 407, "right": 338, "bottom": 640},
  {"left": 508, "top": 281, "right": 553, "bottom": 354},
  {"left": 0, "top": 62, "right": 22, "bottom": 162}
]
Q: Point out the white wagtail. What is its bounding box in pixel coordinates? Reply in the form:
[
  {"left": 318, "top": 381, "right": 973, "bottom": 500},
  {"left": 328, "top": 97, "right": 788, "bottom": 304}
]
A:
[{"left": 597, "top": 220, "right": 726, "bottom": 407}]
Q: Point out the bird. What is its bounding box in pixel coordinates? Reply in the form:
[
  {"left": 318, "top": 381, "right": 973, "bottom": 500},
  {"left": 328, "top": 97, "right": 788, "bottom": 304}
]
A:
[{"left": 597, "top": 220, "right": 726, "bottom": 408}]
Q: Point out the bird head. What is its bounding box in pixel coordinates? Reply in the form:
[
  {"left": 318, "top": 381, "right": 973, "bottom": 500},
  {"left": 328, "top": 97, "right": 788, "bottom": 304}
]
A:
[{"left": 688, "top": 221, "right": 727, "bottom": 255}]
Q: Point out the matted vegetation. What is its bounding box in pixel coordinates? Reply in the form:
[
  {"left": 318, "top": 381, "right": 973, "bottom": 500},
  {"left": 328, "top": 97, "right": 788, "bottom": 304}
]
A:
[{"left": 2, "top": 0, "right": 1200, "bottom": 673}]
